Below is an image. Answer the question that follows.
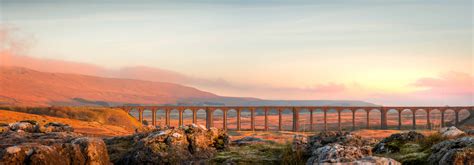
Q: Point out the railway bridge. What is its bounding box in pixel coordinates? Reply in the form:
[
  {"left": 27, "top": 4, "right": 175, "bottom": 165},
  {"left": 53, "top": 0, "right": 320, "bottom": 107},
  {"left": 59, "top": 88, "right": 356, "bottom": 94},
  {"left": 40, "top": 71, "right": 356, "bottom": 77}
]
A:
[{"left": 120, "top": 106, "right": 473, "bottom": 132}]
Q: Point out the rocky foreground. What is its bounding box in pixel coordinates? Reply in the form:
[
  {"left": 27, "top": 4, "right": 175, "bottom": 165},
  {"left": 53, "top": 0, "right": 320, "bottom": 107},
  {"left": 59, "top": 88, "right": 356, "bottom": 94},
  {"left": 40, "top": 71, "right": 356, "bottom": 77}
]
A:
[{"left": 0, "top": 120, "right": 473, "bottom": 165}]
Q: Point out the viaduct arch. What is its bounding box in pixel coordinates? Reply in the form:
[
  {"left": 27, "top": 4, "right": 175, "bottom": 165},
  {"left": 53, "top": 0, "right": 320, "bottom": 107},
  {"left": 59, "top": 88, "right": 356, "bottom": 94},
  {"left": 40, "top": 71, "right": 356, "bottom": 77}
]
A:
[{"left": 121, "top": 106, "right": 473, "bottom": 132}]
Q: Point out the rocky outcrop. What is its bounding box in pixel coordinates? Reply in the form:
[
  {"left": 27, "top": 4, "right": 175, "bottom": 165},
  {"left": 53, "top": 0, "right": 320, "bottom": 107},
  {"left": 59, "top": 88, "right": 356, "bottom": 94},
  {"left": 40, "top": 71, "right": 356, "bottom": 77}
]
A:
[
  {"left": 373, "top": 131, "right": 424, "bottom": 154},
  {"left": 111, "top": 124, "right": 229, "bottom": 164},
  {"left": 352, "top": 156, "right": 401, "bottom": 165},
  {"left": 439, "top": 126, "right": 465, "bottom": 138},
  {"left": 307, "top": 143, "right": 372, "bottom": 163},
  {"left": 0, "top": 121, "right": 109, "bottom": 165},
  {"left": 44, "top": 122, "right": 74, "bottom": 133},
  {"left": 428, "top": 136, "right": 474, "bottom": 165},
  {"left": 304, "top": 131, "right": 379, "bottom": 164},
  {"left": 233, "top": 136, "right": 273, "bottom": 146}
]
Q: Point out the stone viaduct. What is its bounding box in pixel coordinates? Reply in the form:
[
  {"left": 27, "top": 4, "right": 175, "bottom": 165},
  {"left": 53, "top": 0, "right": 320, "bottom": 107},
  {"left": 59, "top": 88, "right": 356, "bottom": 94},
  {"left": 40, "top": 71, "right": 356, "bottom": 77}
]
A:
[{"left": 120, "top": 106, "right": 473, "bottom": 132}]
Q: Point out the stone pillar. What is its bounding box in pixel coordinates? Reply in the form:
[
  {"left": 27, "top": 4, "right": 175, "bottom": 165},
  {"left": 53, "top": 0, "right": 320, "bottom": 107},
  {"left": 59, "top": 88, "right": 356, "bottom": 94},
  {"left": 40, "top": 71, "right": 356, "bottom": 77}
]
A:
[
  {"left": 310, "top": 109, "right": 314, "bottom": 131},
  {"left": 366, "top": 110, "right": 370, "bottom": 129},
  {"left": 237, "top": 108, "right": 241, "bottom": 131},
  {"left": 381, "top": 108, "right": 387, "bottom": 129},
  {"left": 324, "top": 110, "right": 327, "bottom": 131},
  {"left": 138, "top": 107, "right": 144, "bottom": 124},
  {"left": 412, "top": 111, "right": 416, "bottom": 130},
  {"left": 206, "top": 108, "right": 213, "bottom": 129},
  {"left": 264, "top": 108, "right": 269, "bottom": 131},
  {"left": 193, "top": 110, "right": 197, "bottom": 124},
  {"left": 293, "top": 107, "right": 299, "bottom": 132},
  {"left": 166, "top": 108, "right": 170, "bottom": 127},
  {"left": 179, "top": 110, "right": 183, "bottom": 127},
  {"left": 152, "top": 108, "right": 156, "bottom": 126},
  {"left": 455, "top": 111, "right": 459, "bottom": 126},
  {"left": 441, "top": 110, "right": 445, "bottom": 127},
  {"left": 223, "top": 109, "right": 227, "bottom": 131},
  {"left": 352, "top": 110, "right": 355, "bottom": 131},
  {"left": 278, "top": 109, "right": 282, "bottom": 131},
  {"left": 251, "top": 108, "right": 255, "bottom": 131},
  {"left": 427, "top": 110, "right": 431, "bottom": 130},
  {"left": 337, "top": 110, "right": 341, "bottom": 131},
  {"left": 398, "top": 110, "right": 402, "bottom": 130}
]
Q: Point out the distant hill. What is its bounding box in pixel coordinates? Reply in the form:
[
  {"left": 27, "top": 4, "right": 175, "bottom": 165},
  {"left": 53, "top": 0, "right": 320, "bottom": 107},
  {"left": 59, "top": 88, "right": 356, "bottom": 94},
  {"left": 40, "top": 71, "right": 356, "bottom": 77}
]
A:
[
  {"left": 0, "top": 66, "right": 377, "bottom": 107},
  {"left": 0, "top": 67, "right": 219, "bottom": 106}
]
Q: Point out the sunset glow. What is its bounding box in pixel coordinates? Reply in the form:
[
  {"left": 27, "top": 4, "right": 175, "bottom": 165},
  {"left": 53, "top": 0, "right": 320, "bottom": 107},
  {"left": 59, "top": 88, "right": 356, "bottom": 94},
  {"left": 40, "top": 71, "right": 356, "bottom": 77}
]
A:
[{"left": 1, "top": 0, "right": 472, "bottom": 105}]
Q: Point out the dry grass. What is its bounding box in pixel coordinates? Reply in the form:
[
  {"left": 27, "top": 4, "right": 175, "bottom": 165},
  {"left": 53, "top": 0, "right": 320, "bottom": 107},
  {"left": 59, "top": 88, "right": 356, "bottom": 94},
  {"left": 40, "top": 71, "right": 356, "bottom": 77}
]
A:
[{"left": 0, "top": 110, "right": 133, "bottom": 136}]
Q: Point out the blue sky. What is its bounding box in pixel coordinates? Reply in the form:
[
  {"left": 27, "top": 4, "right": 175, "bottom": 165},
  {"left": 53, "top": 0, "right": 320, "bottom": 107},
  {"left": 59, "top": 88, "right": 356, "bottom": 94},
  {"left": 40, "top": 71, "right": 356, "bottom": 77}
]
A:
[{"left": 1, "top": 0, "right": 472, "bottom": 105}]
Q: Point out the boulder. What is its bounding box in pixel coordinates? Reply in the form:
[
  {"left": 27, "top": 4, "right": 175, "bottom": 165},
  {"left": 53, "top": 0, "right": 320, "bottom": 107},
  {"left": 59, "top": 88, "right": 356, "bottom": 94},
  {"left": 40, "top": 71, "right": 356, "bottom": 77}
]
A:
[
  {"left": 8, "top": 120, "right": 41, "bottom": 133},
  {"left": 304, "top": 131, "right": 375, "bottom": 164},
  {"left": 306, "top": 143, "right": 372, "bottom": 163},
  {"left": 373, "top": 131, "right": 424, "bottom": 154},
  {"left": 439, "top": 126, "right": 465, "bottom": 138},
  {"left": 44, "top": 122, "right": 74, "bottom": 133},
  {"left": 0, "top": 121, "right": 110, "bottom": 165},
  {"left": 114, "top": 124, "right": 229, "bottom": 164},
  {"left": 292, "top": 135, "right": 309, "bottom": 152},
  {"left": 428, "top": 136, "right": 474, "bottom": 165},
  {"left": 351, "top": 156, "right": 401, "bottom": 165}
]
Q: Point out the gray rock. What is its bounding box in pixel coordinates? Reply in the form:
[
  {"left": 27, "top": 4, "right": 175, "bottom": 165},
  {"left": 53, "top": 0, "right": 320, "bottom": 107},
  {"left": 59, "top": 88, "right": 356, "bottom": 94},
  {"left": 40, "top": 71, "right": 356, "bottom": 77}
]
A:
[
  {"left": 352, "top": 156, "right": 401, "bottom": 165},
  {"left": 114, "top": 124, "right": 229, "bottom": 164},
  {"left": 372, "top": 131, "right": 424, "bottom": 154},
  {"left": 307, "top": 143, "right": 372, "bottom": 164},
  {"left": 428, "top": 136, "right": 474, "bottom": 165},
  {"left": 439, "top": 126, "right": 465, "bottom": 138},
  {"left": 0, "top": 121, "right": 110, "bottom": 165}
]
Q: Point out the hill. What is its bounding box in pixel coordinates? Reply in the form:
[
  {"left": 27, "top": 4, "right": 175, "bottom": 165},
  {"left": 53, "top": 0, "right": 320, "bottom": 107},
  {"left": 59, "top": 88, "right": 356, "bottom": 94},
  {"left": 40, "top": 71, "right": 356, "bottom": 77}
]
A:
[
  {"left": 0, "top": 66, "right": 377, "bottom": 107},
  {"left": 0, "top": 66, "right": 220, "bottom": 106}
]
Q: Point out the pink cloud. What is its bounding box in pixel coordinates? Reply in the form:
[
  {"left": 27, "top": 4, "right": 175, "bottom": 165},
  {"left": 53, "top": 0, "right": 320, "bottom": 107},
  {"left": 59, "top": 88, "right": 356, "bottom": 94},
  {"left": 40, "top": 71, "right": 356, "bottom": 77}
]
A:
[{"left": 412, "top": 71, "right": 474, "bottom": 95}]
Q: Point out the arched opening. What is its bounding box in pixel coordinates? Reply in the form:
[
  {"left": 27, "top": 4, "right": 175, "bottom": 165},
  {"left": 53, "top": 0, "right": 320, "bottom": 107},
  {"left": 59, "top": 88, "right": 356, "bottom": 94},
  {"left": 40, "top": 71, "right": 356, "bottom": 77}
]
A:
[
  {"left": 354, "top": 109, "right": 366, "bottom": 130},
  {"left": 369, "top": 109, "right": 381, "bottom": 129},
  {"left": 267, "top": 108, "right": 279, "bottom": 131},
  {"left": 459, "top": 109, "right": 471, "bottom": 123},
  {"left": 312, "top": 109, "right": 324, "bottom": 131},
  {"left": 326, "top": 109, "right": 338, "bottom": 130},
  {"left": 183, "top": 109, "right": 193, "bottom": 125},
  {"left": 170, "top": 109, "right": 179, "bottom": 127},
  {"left": 240, "top": 108, "right": 251, "bottom": 130},
  {"left": 142, "top": 109, "right": 153, "bottom": 125},
  {"left": 444, "top": 109, "right": 456, "bottom": 126},
  {"left": 255, "top": 108, "right": 265, "bottom": 130},
  {"left": 340, "top": 109, "right": 352, "bottom": 131},
  {"left": 415, "top": 109, "right": 428, "bottom": 129},
  {"left": 430, "top": 109, "right": 442, "bottom": 130},
  {"left": 155, "top": 109, "right": 166, "bottom": 127},
  {"left": 128, "top": 108, "right": 140, "bottom": 121},
  {"left": 213, "top": 109, "right": 224, "bottom": 129},
  {"left": 401, "top": 109, "right": 414, "bottom": 129},
  {"left": 282, "top": 108, "right": 293, "bottom": 131},
  {"left": 298, "top": 108, "right": 311, "bottom": 132},
  {"left": 196, "top": 109, "right": 207, "bottom": 127},
  {"left": 227, "top": 109, "right": 237, "bottom": 130},
  {"left": 386, "top": 109, "right": 399, "bottom": 129}
]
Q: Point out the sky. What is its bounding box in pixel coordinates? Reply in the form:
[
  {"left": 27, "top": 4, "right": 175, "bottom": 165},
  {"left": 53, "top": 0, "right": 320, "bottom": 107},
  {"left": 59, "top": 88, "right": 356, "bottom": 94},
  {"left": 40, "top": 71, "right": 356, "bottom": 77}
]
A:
[{"left": 0, "top": 0, "right": 473, "bottom": 105}]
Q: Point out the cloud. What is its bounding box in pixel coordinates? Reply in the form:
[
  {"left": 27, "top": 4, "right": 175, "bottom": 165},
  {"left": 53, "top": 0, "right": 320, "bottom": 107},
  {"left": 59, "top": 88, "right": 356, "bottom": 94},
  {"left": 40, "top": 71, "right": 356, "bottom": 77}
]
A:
[
  {"left": 367, "top": 72, "right": 474, "bottom": 106},
  {"left": 412, "top": 71, "right": 474, "bottom": 95}
]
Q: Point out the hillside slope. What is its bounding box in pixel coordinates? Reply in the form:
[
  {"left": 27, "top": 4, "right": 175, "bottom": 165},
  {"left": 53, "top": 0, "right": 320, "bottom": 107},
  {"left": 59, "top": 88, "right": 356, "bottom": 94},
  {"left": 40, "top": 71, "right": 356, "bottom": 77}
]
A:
[{"left": 0, "top": 67, "right": 219, "bottom": 106}]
